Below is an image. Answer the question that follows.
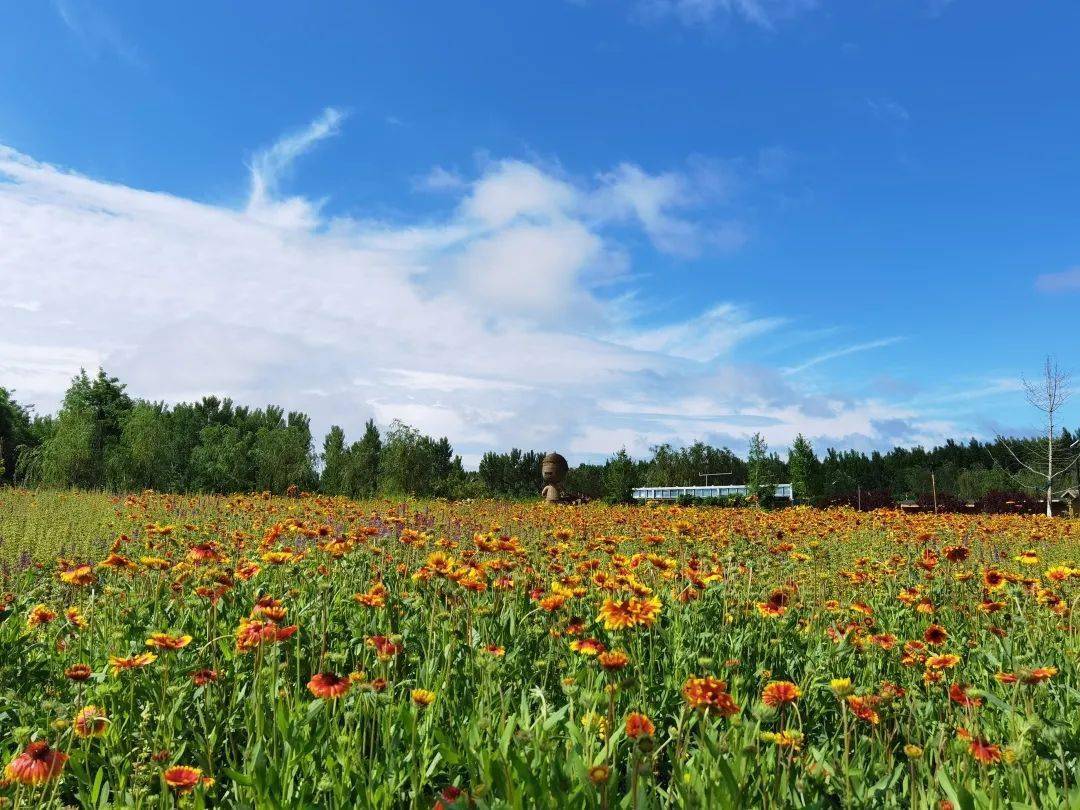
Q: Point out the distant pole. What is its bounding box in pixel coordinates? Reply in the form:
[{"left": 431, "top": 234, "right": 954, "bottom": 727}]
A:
[
  {"left": 701, "top": 472, "right": 732, "bottom": 485},
  {"left": 931, "top": 470, "right": 938, "bottom": 514},
  {"left": 857, "top": 485, "right": 862, "bottom": 511}
]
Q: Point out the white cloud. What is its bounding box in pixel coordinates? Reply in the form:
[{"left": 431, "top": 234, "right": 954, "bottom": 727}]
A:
[
  {"left": 246, "top": 106, "right": 345, "bottom": 228},
  {"left": 1036, "top": 266, "right": 1080, "bottom": 292},
  {"left": 0, "top": 114, "right": 947, "bottom": 464},
  {"left": 635, "top": 0, "right": 817, "bottom": 29},
  {"left": 783, "top": 337, "right": 905, "bottom": 375},
  {"left": 866, "top": 98, "right": 911, "bottom": 124},
  {"left": 52, "top": 0, "right": 143, "bottom": 66}
]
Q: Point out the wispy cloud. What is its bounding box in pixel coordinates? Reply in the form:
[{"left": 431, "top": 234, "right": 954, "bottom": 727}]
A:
[
  {"left": 783, "top": 337, "right": 905, "bottom": 375},
  {"left": 866, "top": 97, "right": 910, "bottom": 124},
  {"left": 634, "top": 0, "right": 818, "bottom": 29},
  {"left": 246, "top": 107, "right": 346, "bottom": 227},
  {"left": 1035, "top": 266, "right": 1080, "bottom": 292},
  {"left": 52, "top": 0, "right": 143, "bottom": 67}
]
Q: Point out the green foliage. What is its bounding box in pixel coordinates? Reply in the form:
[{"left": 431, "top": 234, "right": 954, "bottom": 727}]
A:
[
  {"left": 0, "top": 387, "right": 34, "bottom": 484},
  {"left": 602, "top": 447, "right": 639, "bottom": 503},
  {"left": 478, "top": 448, "right": 543, "bottom": 498},
  {"left": 380, "top": 420, "right": 460, "bottom": 498},
  {"left": 745, "top": 432, "right": 774, "bottom": 503},
  {"left": 788, "top": 433, "right": 821, "bottom": 502}
]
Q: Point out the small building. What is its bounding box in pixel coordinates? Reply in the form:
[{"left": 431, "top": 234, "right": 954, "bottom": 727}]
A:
[{"left": 631, "top": 483, "right": 793, "bottom": 501}]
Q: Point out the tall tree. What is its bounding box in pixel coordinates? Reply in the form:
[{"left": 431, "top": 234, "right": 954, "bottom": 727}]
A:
[
  {"left": 603, "top": 448, "right": 639, "bottom": 504},
  {"left": 348, "top": 419, "right": 382, "bottom": 497},
  {"left": 787, "top": 433, "right": 820, "bottom": 502},
  {"left": 321, "top": 426, "right": 348, "bottom": 495},
  {"left": 999, "top": 357, "right": 1079, "bottom": 516},
  {"left": 745, "top": 432, "right": 773, "bottom": 504},
  {"left": 0, "top": 388, "right": 33, "bottom": 484}
]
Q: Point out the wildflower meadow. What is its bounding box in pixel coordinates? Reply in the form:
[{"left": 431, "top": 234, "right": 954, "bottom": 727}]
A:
[{"left": 1, "top": 488, "right": 1079, "bottom": 808}]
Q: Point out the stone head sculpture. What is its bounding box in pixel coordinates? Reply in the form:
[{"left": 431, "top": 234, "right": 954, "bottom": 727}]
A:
[{"left": 541, "top": 452, "right": 569, "bottom": 503}]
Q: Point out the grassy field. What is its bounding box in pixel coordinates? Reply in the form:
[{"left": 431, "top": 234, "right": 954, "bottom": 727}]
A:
[{"left": 1, "top": 488, "right": 1079, "bottom": 808}]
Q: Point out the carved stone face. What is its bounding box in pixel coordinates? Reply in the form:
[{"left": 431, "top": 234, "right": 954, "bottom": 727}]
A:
[{"left": 541, "top": 453, "right": 568, "bottom": 485}]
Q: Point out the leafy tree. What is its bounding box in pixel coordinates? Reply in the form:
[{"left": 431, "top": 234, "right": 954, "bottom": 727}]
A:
[
  {"left": 113, "top": 402, "right": 173, "bottom": 491},
  {"left": 0, "top": 388, "right": 34, "bottom": 484},
  {"left": 380, "top": 421, "right": 457, "bottom": 497},
  {"left": 787, "top": 434, "right": 820, "bottom": 502},
  {"left": 478, "top": 449, "right": 544, "bottom": 498},
  {"left": 603, "top": 448, "right": 639, "bottom": 504},
  {"left": 321, "top": 426, "right": 348, "bottom": 495},
  {"left": 347, "top": 419, "right": 382, "bottom": 498},
  {"left": 745, "top": 433, "right": 773, "bottom": 503}
]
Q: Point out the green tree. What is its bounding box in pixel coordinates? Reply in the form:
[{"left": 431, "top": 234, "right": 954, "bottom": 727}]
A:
[
  {"left": 603, "top": 448, "right": 639, "bottom": 504},
  {"left": 321, "top": 425, "right": 348, "bottom": 495},
  {"left": 0, "top": 388, "right": 34, "bottom": 484},
  {"left": 746, "top": 432, "right": 773, "bottom": 504},
  {"left": 788, "top": 433, "right": 820, "bottom": 502},
  {"left": 347, "top": 419, "right": 382, "bottom": 497},
  {"left": 113, "top": 402, "right": 173, "bottom": 490}
]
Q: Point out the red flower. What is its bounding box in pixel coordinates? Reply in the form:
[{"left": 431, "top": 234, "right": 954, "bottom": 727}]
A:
[
  {"left": 949, "top": 683, "right": 982, "bottom": 708},
  {"left": 969, "top": 739, "right": 1001, "bottom": 765},
  {"left": 625, "top": 712, "right": 655, "bottom": 739},
  {"left": 762, "top": 681, "right": 802, "bottom": 708},
  {"left": 190, "top": 668, "right": 219, "bottom": 686},
  {"left": 923, "top": 624, "right": 948, "bottom": 645},
  {"left": 65, "top": 663, "right": 93, "bottom": 681},
  {"left": 163, "top": 765, "right": 205, "bottom": 793},
  {"left": 308, "top": 672, "right": 351, "bottom": 699},
  {"left": 5, "top": 741, "right": 68, "bottom": 785}
]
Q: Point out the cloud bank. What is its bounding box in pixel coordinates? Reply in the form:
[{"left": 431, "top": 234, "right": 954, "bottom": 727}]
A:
[{"left": 1, "top": 111, "right": 947, "bottom": 465}]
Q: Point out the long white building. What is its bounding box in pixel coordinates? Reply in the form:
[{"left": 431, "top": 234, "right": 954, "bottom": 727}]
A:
[{"left": 631, "top": 483, "right": 794, "bottom": 501}]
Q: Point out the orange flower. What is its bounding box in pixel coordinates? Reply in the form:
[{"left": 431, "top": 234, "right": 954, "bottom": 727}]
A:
[
  {"left": 27, "top": 604, "right": 57, "bottom": 629},
  {"left": 968, "top": 738, "right": 1001, "bottom": 765},
  {"left": 949, "top": 683, "right": 982, "bottom": 708},
  {"left": 482, "top": 644, "right": 505, "bottom": 657},
  {"left": 944, "top": 545, "right": 970, "bottom": 563},
  {"left": 1019, "top": 666, "right": 1058, "bottom": 685},
  {"left": 163, "top": 765, "right": 205, "bottom": 793},
  {"left": 923, "top": 624, "right": 948, "bottom": 645},
  {"left": 190, "top": 668, "right": 218, "bottom": 686},
  {"left": 570, "top": 638, "right": 606, "bottom": 657},
  {"left": 366, "top": 635, "right": 403, "bottom": 660},
  {"left": 110, "top": 652, "right": 157, "bottom": 673},
  {"left": 354, "top": 582, "right": 388, "bottom": 608},
  {"left": 234, "top": 618, "right": 298, "bottom": 652},
  {"left": 65, "top": 663, "right": 93, "bottom": 681},
  {"left": 926, "top": 653, "right": 961, "bottom": 670},
  {"left": 625, "top": 712, "right": 655, "bottom": 739},
  {"left": 308, "top": 672, "right": 351, "bottom": 700},
  {"left": 762, "top": 680, "right": 802, "bottom": 708},
  {"left": 5, "top": 741, "right": 68, "bottom": 785},
  {"left": 73, "top": 705, "right": 108, "bottom": 738},
  {"left": 99, "top": 552, "right": 136, "bottom": 570},
  {"left": 846, "top": 695, "right": 880, "bottom": 725},
  {"left": 682, "top": 676, "right": 740, "bottom": 717},
  {"left": 59, "top": 564, "right": 96, "bottom": 586},
  {"left": 146, "top": 632, "right": 193, "bottom": 651},
  {"left": 982, "top": 569, "right": 1006, "bottom": 590},
  {"left": 598, "top": 650, "right": 630, "bottom": 671},
  {"left": 411, "top": 689, "right": 436, "bottom": 707},
  {"left": 598, "top": 599, "right": 636, "bottom": 630}
]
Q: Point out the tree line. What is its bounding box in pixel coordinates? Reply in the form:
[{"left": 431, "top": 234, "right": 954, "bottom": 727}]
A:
[{"left": 1, "top": 368, "right": 1077, "bottom": 508}]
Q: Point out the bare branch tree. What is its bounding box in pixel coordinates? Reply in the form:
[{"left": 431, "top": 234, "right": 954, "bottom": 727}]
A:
[{"left": 999, "top": 356, "right": 1079, "bottom": 516}]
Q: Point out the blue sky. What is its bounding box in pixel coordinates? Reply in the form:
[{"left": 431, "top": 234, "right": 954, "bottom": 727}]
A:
[{"left": 1, "top": 0, "right": 1078, "bottom": 465}]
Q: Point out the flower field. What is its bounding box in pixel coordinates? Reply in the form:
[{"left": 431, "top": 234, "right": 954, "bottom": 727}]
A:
[{"left": 1, "top": 489, "right": 1079, "bottom": 808}]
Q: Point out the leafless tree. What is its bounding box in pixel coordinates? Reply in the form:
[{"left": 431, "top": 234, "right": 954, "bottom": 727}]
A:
[{"left": 999, "top": 357, "right": 1079, "bottom": 516}]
